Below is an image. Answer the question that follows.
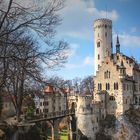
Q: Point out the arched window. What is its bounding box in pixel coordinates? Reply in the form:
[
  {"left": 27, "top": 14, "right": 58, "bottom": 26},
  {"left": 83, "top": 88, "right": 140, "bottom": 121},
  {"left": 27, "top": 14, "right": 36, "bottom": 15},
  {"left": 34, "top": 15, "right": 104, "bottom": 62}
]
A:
[
  {"left": 108, "top": 83, "right": 110, "bottom": 90},
  {"left": 98, "top": 65, "right": 100, "bottom": 69},
  {"left": 114, "top": 83, "right": 116, "bottom": 90},
  {"left": 109, "top": 72, "right": 110, "bottom": 78},
  {"left": 97, "top": 42, "right": 100, "bottom": 47},
  {"left": 109, "top": 96, "right": 115, "bottom": 101},
  {"left": 104, "top": 72, "right": 106, "bottom": 79},
  {"left": 106, "top": 83, "right": 108, "bottom": 90},
  {"left": 105, "top": 32, "right": 107, "bottom": 37},
  {"left": 98, "top": 83, "right": 102, "bottom": 90},
  {"left": 114, "top": 83, "right": 118, "bottom": 90},
  {"left": 98, "top": 54, "right": 100, "bottom": 60},
  {"left": 100, "top": 84, "right": 102, "bottom": 90},
  {"left": 106, "top": 71, "right": 108, "bottom": 78},
  {"left": 116, "top": 83, "right": 118, "bottom": 90},
  {"left": 98, "top": 83, "right": 100, "bottom": 90}
]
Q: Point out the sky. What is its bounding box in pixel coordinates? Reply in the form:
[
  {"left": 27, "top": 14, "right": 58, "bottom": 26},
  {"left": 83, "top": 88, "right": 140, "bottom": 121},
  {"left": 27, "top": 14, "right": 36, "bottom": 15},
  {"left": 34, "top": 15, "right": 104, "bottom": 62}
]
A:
[{"left": 47, "top": 0, "right": 140, "bottom": 80}]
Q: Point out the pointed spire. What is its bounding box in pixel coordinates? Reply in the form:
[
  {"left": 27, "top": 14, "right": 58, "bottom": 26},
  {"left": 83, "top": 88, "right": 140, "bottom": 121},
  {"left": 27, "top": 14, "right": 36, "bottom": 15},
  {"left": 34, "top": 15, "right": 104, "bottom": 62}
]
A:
[
  {"left": 117, "top": 35, "right": 120, "bottom": 44},
  {"left": 116, "top": 35, "right": 120, "bottom": 53}
]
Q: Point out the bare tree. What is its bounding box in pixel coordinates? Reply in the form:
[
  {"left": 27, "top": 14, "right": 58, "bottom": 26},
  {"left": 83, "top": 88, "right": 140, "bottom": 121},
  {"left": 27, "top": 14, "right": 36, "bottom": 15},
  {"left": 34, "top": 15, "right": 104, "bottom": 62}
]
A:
[
  {"left": 0, "top": 0, "right": 69, "bottom": 121},
  {"left": 80, "top": 76, "right": 94, "bottom": 95},
  {"left": 0, "top": 0, "right": 68, "bottom": 89}
]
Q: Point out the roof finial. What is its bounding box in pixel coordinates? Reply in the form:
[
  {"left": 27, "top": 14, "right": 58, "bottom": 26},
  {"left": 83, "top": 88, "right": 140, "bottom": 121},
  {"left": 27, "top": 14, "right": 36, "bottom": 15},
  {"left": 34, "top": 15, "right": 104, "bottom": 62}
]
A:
[{"left": 116, "top": 35, "right": 120, "bottom": 54}]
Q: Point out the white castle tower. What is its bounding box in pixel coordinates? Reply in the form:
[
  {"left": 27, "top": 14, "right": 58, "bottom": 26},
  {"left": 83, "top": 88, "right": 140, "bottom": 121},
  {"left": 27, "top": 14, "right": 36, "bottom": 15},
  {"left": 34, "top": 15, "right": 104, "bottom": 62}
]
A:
[{"left": 94, "top": 19, "right": 112, "bottom": 74}]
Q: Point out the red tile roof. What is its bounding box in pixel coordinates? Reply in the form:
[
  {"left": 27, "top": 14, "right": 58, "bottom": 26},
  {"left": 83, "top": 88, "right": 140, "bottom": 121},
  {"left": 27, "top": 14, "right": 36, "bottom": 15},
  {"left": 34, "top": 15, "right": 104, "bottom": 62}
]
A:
[{"left": 43, "top": 85, "right": 54, "bottom": 93}]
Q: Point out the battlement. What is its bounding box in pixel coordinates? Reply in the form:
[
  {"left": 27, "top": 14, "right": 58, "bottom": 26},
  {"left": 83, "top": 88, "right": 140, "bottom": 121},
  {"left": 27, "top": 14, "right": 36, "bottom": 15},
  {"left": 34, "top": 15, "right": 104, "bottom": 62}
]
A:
[{"left": 94, "top": 18, "right": 112, "bottom": 29}]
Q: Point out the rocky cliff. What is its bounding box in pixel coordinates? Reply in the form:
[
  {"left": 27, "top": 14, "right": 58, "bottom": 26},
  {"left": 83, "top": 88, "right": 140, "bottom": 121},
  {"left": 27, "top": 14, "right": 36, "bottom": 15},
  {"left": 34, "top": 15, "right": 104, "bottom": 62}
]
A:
[
  {"left": 77, "top": 108, "right": 140, "bottom": 140},
  {"left": 96, "top": 108, "right": 140, "bottom": 140}
]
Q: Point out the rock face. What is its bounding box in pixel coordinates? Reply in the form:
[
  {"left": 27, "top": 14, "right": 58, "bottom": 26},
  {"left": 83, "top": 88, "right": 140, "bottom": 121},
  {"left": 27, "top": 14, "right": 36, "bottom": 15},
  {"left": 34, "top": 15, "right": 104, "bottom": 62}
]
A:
[
  {"left": 76, "top": 95, "right": 95, "bottom": 140},
  {"left": 96, "top": 109, "right": 140, "bottom": 140},
  {"left": 77, "top": 113, "right": 95, "bottom": 139},
  {"left": 77, "top": 108, "right": 140, "bottom": 140}
]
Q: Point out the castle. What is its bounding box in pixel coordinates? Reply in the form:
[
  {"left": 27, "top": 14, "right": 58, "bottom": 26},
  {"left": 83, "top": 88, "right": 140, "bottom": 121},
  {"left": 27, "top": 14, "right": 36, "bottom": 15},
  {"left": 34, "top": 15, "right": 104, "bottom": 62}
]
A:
[
  {"left": 76, "top": 18, "right": 140, "bottom": 139},
  {"left": 93, "top": 18, "right": 140, "bottom": 116}
]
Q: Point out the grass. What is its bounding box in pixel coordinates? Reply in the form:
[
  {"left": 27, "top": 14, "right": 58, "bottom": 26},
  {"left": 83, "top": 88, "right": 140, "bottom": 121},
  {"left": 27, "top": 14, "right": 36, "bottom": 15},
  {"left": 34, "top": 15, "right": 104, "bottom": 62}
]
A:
[
  {"left": 59, "top": 129, "right": 68, "bottom": 140},
  {"left": 47, "top": 127, "right": 68, "bottom": 140}
]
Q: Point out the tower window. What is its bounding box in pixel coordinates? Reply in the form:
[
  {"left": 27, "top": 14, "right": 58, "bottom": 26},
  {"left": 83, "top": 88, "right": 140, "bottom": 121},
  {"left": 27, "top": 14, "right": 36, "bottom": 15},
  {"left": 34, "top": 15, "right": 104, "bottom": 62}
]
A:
[
  {"left": 106, "top": 83, "right": 110, "bottom": 90},
  {"left": 105, "top": 25, "right": 107, "bottom": 28},
  {"left": 98, "top": 54, "right": 100, "bottom": 60},
  {"left": 97, "top": 42, "right": 100, "bottom": 47},
  {"left": 105, "top": 32, "right": 107, "bottom": 37},
  {"left": 98, "top": 65, "right": 100, "bottom": 69}
]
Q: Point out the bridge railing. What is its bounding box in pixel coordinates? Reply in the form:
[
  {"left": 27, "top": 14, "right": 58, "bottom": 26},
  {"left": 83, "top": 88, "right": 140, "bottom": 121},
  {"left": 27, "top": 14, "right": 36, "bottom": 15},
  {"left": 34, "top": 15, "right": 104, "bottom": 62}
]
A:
[
  {"left": 43, "top": 109, "right": 75, "bottom": 119},
  {"left": 26, "top": 109, "right": 75, "bottom": 122}
]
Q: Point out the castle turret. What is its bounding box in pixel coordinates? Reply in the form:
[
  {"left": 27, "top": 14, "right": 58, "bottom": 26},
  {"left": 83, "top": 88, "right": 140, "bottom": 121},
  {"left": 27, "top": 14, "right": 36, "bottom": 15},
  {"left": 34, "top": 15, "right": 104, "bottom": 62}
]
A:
[
  {"left": 94, "top": 19, "right": 112, "bottom": 74},
  {"left": 116, "top": 35, "right": 120, "bottom": 54}
]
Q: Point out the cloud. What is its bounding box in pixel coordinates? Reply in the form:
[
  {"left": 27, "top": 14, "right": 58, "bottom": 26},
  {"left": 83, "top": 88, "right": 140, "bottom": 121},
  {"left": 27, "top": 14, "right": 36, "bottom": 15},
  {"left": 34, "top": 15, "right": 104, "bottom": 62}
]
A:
[
  {"left": 113, "top": 33, "right": 140, "bottom": 48},
  {"left": 130, "top": 27, "right": 137, "bottom": 33},
  {"left": 58, "top": 0, "right": 119, "bottom": 40},
  {"left": 60, "top": 43, "right": 80, "bottom": 59},
  {"left": 84, "top": 56, "right": 94, "bottom": 65},
  {"left": 65, "top": 56, "right": 94, "bottom": 69},
  {"left": 87, "top": 8, "right": 119, "bottom": 21}
]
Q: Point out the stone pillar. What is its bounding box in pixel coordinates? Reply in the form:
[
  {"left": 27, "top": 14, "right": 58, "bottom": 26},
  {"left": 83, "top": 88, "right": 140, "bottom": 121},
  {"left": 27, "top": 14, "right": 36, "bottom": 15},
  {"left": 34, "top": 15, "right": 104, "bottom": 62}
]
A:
[
  {"left": 68, "top": 115, "right": 77, "bottom": 140},
  {"left": 50, "top": 120, "right": 59, "bottom": 140}
]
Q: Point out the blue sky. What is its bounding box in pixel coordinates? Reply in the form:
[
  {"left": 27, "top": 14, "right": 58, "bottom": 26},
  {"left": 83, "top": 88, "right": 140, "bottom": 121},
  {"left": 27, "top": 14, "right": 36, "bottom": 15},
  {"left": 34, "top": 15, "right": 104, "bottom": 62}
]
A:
[{"left": 47, "top": 0, "right": 140, "bottom": 80}]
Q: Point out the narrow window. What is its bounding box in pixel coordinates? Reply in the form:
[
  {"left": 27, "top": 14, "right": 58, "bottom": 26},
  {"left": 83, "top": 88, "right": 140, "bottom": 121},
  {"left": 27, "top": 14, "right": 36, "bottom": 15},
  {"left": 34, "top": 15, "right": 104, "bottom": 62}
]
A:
[
  {"left": 97, "top": 42, "right": 100, "bottom": 47},
  {"left": 98, "top": 54, "right": 100, "bottom": 60},
  {"left": 109, "top": 72, "right": 110, "bottom": 78},
  {"left": 106, "top": 83, "right": 108, "bottom": 90},
  {"left": 98, "top": 65, "right": 100, "bottom": 69},
  {"left": 105, "top": 32, "right": 107, "bottom": 37},
  {"left": 116, "top": 83, "right": 118, "bottom": 90},
  {"left": 108, "top": 83, "right": 110, "bottom": 90}
]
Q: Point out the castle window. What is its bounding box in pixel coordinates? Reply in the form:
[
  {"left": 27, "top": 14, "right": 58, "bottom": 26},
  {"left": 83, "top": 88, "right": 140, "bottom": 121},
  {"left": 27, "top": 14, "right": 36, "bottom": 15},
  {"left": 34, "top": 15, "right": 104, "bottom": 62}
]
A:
[
  {"left": 97, "top": 117, "right": 98, "bottom": 122},
  {"left": 98, "top": 83, "right": 102, "bottom": 90},
  {"left": 116, "top": 83, "right": 118, "bottom": 90},
  {"left": 114, "top": 82, "right": 118, "bottom": 90},
  {"left": 117, "top": 55, "right": 119, "bottom": 60},
  {"left": 98, "top": 65, "right": 100, "bottom": 69},
  {"left": 108, "top": 83, "right": 110, "bottom": 90},
  {"left": 97, "top": 42, "right": 100, "bottom": 47},
  {"left": 104, "top": 72, "right": 107, "bottom": 79},
  {"left": 105, "top": 32, "right": 107, "bottom": 37},
  {"left": 105, "top": 25, "right": 107, "bottom": 28},
  {"left": 135, "top": 97, "right": 138, "bottom": 104},
  {"left": 109, "top": 96, "right": 115, "bottom": 101},
  {"left": 98, "top": 54, "right": 100, "bottom": 60},
  {"left": 104, "top": 70, "right": 110, "bottom": 79},
  {"left": 106, "top": 83, "right": 107, "bottom": 90},
  {"left": 108, "top": 72, "right": 110, "bottom": 78},
  {"left": 106, "top": 83, "right": 110, "bottom": 90}
]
